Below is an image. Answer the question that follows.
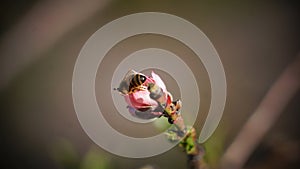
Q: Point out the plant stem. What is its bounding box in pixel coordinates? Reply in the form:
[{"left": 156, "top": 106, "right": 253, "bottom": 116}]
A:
[{"left": 148, "top": 84, "right": 208, "bottom": 169}]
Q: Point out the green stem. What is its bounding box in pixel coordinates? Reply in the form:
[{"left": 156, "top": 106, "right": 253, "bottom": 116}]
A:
[{"left": 148, "top": 83, "right": 208, "bottom": 169}]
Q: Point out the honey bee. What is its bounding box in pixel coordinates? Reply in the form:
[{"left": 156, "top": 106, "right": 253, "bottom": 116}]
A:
[{"left": 114, "top": 70, "right": 148, "bottom": 95}]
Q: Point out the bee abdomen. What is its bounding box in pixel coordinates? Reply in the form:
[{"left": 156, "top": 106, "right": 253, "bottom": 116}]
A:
[{"left": 129, "top": 74, "right": 146, "bottom": 89}]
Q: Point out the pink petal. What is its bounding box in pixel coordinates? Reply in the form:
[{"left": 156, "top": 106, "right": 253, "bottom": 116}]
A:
[
  {"left": 144, "top": 76, "right": 155, "bottom": 84},
  {"left": 127, "top": 105, "right": 163, "bottom": 119},
  {"left": 124, "top": 90, "right": 158, "bottom": 109},
  {"left": 123, "top": 70, "right": 169, "bottom": 118},
  {"left": 151, "top": 71, "right": 167, "bottom": 92}
]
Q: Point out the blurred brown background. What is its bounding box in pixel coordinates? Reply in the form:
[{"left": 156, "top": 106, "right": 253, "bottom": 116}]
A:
[{"left": 0, "top": 0, "right": 299, "bottom": 169}]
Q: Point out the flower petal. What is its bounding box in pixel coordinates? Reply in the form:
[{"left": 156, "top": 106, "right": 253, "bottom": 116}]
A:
[
  {"left": 151, "top": 71, "right": 167, "bottom": 92},
  {"left": 124, "top": 90, "right": 158, "bottom": 109}
]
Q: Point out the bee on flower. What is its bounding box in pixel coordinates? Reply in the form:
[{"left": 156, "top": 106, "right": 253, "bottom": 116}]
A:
[
  {"left": 114, "top": 69, "right": 183, "bottom": 125},
  {"left": 114, "top": 69, "right": 200, "bottom": 159}
]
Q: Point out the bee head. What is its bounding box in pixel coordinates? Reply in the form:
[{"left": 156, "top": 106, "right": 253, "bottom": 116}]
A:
[{"left": 139, "top": 74, "right": 146, "bottom": 83}]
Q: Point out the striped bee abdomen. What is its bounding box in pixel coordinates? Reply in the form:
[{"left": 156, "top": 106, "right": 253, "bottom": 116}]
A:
[
  {"left": 129, "top": 74, "right": 146, "bottom": 87},
  {"left": 115, "top": 70, "right": 148, "bottom": 95},
  {"left": 128, "top": 74, "right": 147, "bottom": 93}
]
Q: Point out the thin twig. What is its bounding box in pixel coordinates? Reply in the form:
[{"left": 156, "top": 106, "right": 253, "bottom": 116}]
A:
[{"left": 148, "top": 83, "right": 208, "bottom": 169}]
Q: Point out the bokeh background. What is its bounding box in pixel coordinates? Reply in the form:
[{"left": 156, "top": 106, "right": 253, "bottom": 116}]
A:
[{"left": 0, "top": 0, "right": 299, "bottom": 169}]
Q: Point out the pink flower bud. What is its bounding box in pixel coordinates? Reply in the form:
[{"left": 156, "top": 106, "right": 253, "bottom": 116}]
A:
[{"left": 123, "top": 71, "right": 168, "bottom": 119}]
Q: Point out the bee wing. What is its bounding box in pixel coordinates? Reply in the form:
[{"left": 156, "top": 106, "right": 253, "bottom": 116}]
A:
[
  {"left": 115, "top": 70, "right": 137, "bottom": 95},
  {"left": 116, "top": 70, "right": 148, "bottom": 95},
  {"left": 123, "top": 69, "right": 137, "bottom": 81}
]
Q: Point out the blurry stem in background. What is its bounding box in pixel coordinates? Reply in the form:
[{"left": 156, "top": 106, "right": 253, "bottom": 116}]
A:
[
  {"left": 220, "top": 53, "right": 300, "bottom": 169},
  {"left": 0, "top": 0, "right": 111, "bottom": 89}
]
